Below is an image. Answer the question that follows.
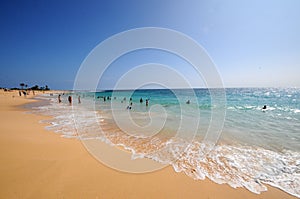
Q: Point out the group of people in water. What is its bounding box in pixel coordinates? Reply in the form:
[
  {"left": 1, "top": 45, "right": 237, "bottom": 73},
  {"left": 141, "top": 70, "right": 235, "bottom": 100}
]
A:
[
  {"left": 95, "top": 95, "right": 150, "bottom": 110},
  {"left": 57, "top": 94, "right": 269, "bottom": 112},
  {"left": 139, "top": 97, "right": 149, "bottom": 106},
  {"left": 58, "top": 94, "right": 150, "bottom": 109},
  {"left": 58, "top": 94, "right": 80, "bottom": 105},
  {"left": 58, "top": 93, "right": 190, "bottom": 109},
  {"left": 127, "top": 97, "right": 149, "bottom": 110}
]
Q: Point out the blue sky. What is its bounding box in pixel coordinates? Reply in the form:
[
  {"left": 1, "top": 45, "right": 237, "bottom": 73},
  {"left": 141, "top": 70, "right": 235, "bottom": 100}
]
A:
[{"left": 0, "top": 0, "right": 299, "bottom": 89}]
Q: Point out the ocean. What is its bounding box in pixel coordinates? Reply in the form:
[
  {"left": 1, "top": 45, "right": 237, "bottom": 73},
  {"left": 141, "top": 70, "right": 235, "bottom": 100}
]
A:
[{"left": 32, "top": 88, "right": 300, "bottom": 197}]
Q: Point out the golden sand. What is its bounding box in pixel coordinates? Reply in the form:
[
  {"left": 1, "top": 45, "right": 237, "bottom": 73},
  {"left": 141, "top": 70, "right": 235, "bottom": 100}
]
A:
[{"left": 0, "top": 90, "right": 297, "bottom": 198}]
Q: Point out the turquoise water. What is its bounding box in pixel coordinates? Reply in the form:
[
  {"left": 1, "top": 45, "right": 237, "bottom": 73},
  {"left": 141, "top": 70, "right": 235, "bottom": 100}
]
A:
[
  {"left": 92, "top": 88, "right": 300, "bottom": 151},
  {"left": 224, "top": 88, "right": 300, "bottom": 151},
  {"left": 34, "top": 88, "right": 300, "bottom": 197}
]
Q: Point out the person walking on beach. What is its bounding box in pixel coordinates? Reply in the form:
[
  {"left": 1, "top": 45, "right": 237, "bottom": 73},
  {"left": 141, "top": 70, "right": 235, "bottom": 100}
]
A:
[
  {"left": 58, "top": 94, "right": 62, "bottom": 103},
  {"left": 68, "top": 96, "right": 72, "bottom": 104},
  {"left": 78, "top": 96, "right": 81, "bottom": 104}
]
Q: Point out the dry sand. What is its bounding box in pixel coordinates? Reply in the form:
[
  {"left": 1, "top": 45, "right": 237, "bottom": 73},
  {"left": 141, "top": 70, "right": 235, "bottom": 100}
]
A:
[{"left": 0, "top": 89, "right": 297, "bottom": 199}]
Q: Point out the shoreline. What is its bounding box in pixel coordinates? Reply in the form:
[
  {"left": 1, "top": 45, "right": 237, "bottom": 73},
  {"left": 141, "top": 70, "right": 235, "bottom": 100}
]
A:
[{"left": 0, "top": 90, "right": 298, "bottom": 198}]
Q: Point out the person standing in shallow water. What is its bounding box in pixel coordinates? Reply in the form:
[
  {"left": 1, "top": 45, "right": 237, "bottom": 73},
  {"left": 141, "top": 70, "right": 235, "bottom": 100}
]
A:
[
  {"left": 145, "top": 99, "right": 149, "bottom": 106},
  {"left": 58, "top": 94, "right": 62, "bottom": 103},
  {"left": 68, "top": 96, "right": 72, "bottom": 104}
]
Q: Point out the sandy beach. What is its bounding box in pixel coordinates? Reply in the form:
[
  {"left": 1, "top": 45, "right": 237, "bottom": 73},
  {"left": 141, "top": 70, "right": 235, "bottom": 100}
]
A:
[{"left": 0, "top": 89, "right": 297, "bottom": 199}]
